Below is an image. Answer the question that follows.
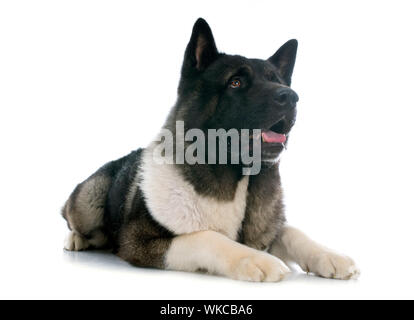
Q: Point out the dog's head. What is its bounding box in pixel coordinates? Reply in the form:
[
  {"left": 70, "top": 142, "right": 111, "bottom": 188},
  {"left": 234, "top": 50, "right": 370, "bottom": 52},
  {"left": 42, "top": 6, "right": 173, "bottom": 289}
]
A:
[{"left": 174, "top": 18, "right": 298, "bottom": 163}]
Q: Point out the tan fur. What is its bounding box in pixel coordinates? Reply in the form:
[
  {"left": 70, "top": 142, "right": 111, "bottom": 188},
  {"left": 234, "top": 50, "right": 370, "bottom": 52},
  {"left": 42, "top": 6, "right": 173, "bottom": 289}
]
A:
[
  {"left": 166, "top": 230, "right": 290, "bottom": 282},
  {"left": 63, "top": 174, "right": 111, "bottom": 251},
  {"left": 269, "top": 226, "right": 360, "bottom": 279}
]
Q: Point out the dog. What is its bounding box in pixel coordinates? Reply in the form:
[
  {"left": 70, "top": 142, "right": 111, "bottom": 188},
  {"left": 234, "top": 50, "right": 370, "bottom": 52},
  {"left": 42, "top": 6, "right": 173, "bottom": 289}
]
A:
[{"left": 62, "top": 18, "right": 359, "bottom": 282}]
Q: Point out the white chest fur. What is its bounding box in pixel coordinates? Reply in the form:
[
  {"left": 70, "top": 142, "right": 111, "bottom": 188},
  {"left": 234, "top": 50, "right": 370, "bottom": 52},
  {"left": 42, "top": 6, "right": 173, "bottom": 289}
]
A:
[{"left": 140, "top": 148, "right": 249, "bottom": 240}]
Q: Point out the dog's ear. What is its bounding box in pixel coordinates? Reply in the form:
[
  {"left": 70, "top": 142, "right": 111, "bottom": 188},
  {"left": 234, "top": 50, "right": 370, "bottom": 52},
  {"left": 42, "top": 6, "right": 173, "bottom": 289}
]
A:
[
  {"left": 268, "top": 39, "right": 298, "bottom": 86},
  {"left": 182, "top": 18, "right": 219, "bottom": 72}
]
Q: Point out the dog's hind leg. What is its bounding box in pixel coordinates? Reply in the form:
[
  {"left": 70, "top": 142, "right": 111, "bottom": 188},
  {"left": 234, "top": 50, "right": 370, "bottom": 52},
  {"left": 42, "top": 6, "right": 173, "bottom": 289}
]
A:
[
  {"left": 62, "top": 174, "right": 110, "bottom": 251},
  {"left": 269, "top": 225, "right": 360, "bottom": 280}
]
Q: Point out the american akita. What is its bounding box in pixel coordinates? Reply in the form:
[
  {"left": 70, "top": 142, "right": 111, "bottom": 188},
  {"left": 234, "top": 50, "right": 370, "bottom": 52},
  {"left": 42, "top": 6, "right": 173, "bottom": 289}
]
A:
[{"left": 62, "top": 18, "right": 359, "bottom": 282}]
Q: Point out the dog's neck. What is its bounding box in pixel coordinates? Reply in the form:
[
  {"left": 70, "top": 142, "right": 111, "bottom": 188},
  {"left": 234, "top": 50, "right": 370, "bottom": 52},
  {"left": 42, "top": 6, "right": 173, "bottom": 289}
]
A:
[{"left": 176, "top": 161, "right": 245, "bottom": 201}]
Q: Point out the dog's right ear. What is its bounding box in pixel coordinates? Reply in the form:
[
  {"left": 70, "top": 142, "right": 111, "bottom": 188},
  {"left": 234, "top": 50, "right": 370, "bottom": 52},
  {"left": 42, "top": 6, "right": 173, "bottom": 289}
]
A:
[{"left": 182, "top": 18, "right": 219, "bottom": 73}]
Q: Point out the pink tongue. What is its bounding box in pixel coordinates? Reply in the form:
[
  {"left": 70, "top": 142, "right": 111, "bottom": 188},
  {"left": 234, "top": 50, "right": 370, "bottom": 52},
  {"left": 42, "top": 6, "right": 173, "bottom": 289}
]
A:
[{"left": 262, "top": 131, "right": 286, "bottom": 143}]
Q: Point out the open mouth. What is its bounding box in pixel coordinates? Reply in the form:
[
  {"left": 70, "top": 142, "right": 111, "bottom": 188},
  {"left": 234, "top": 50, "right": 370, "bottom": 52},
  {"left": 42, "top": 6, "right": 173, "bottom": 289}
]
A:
[{"left": 261, "top": 118, "right": 290, "bottom": 144}]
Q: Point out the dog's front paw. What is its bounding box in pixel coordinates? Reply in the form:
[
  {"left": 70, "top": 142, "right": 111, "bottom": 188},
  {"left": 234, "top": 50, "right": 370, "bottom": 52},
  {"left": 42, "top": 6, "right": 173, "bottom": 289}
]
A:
[
  {"left": 304, "top": 251, "right": 360, "bottom": 280},
  {"left": 230, "top": 252, "right": 290, "bottom": 282}
]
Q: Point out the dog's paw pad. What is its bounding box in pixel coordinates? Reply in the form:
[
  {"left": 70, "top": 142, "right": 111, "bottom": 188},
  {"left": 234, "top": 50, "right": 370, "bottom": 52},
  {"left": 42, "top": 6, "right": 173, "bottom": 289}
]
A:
[
  {"left": 64, "top": 231, "right": 90, "bottom": 251},
  {"left": 231, "top": 253, "right": 290, "bottom": 282}
]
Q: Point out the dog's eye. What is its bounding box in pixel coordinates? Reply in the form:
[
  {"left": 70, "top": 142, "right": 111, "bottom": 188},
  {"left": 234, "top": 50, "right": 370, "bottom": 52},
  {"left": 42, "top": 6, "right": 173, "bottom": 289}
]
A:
[{"left": 229, "top": 79, "right": 242, "bottom": 89}]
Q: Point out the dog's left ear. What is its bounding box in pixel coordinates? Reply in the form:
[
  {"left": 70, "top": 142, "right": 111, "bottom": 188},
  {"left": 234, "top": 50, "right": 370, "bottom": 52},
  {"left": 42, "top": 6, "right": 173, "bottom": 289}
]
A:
[
  {"left": 182, "top": 18, "right": 219, "bottom": 72},
  {"left": 268, "top": 39, "right": 298, "bottom": 86}
]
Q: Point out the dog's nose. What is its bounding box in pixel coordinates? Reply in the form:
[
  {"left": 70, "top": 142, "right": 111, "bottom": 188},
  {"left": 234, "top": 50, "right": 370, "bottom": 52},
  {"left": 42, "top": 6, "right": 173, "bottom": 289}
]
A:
[{"left": 274, "top": 87, "right": 299, "bottom": 106}]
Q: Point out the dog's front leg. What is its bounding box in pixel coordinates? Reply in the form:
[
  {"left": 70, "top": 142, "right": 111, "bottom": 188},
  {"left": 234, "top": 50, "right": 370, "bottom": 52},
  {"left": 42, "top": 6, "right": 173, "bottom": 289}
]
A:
[
  {"left": 166, "top": 230, "right": 290, "bottom": 282},
  {"left": 269, "top": 226, "right": 360, "bottom": 280}
]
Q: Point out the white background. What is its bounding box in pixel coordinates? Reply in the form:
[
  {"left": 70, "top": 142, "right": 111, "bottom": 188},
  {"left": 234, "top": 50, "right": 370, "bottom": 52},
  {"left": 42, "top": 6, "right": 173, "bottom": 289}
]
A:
[{"left": 1, "top": 0, "right": 413, "bottom": 299}]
